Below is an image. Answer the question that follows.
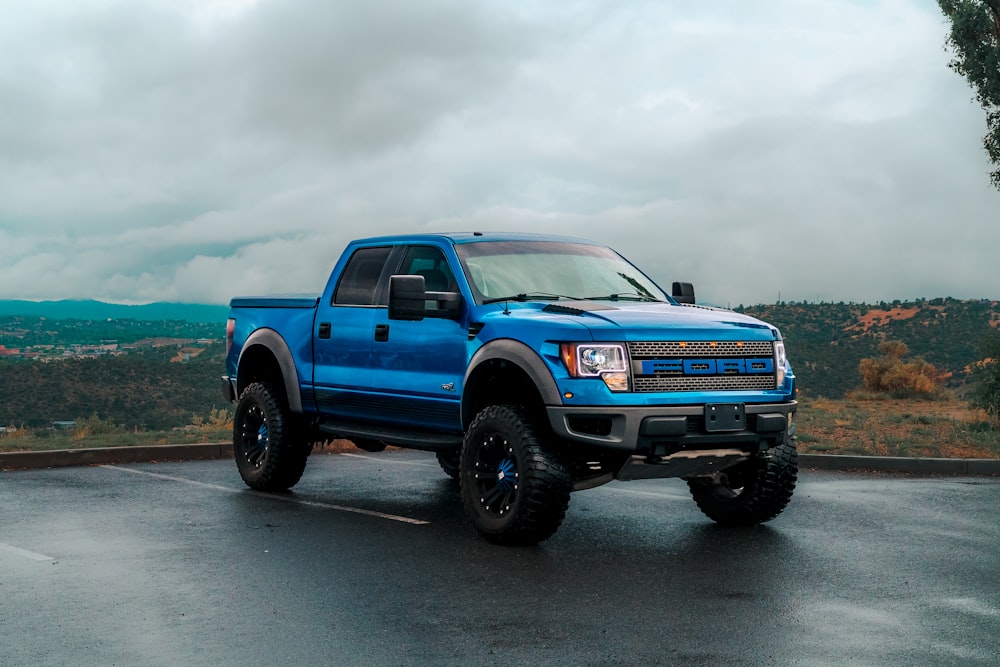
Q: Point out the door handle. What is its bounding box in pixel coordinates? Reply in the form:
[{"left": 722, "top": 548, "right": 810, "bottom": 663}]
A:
[
  {"left": 374, "top": 324, "right": 389, "bottom": 342},
  {"left": 318, "top": 322, "right": 331, "bottom": 339}
]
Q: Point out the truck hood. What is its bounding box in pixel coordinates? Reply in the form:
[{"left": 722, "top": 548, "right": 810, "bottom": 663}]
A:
[{"left": 480, "top": 301, "right": 779, "bottom": 341}]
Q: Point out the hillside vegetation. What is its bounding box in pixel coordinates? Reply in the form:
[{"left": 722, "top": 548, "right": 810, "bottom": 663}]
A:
[
  {"left": 0, "top": 347, "right": 227, "bottom": 430},
  {"left": 737, "top": 298, "right": 1000, "bottom": 398},
  {"left": 1, "top": 316, "right": 226, "bottom": 430},
  {"left": 1, "top": 299, "right": 999, "bottom": 456}
]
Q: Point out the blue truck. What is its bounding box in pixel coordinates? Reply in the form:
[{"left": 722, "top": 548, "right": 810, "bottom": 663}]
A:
[{"left": 222, "top": 232, "right": 797, "bottom": 545}]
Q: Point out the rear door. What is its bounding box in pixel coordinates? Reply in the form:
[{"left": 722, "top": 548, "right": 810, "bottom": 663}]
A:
[{"left": 312, "top": 245, "right": 393, "bottom": 419}]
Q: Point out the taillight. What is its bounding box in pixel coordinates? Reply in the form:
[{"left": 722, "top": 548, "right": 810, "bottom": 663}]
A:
[{"left": 225, "top": 318, "right": 235, "bottom": 358}]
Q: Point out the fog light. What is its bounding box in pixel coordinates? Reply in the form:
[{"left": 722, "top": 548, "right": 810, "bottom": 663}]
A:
[{"left": 601, "top": 372, "right": 629, "bottom": 392}]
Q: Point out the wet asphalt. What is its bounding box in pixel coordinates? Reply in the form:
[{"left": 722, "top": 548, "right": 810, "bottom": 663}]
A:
[{"left": 1, "top": 450, "right": 998, "bottom": 666}]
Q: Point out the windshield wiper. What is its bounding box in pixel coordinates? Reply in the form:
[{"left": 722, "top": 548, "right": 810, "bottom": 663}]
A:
[
  {"left": 481, "top": 292, "right": 581, "bottom": 305},
  {"left": 583, "top": 292, "right": 666, "bottom": 303}
]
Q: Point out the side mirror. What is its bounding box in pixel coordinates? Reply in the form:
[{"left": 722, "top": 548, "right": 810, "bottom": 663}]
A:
[
  {"left": 389, "top": 275, "right": 464, "bottom": 321},
  {"left": 672, "top": 281, "right": 696, "bottom": 304},
  {"left": 428, "top": 290, "right": 463, "bottom": 319},
  {"left": 389, "top": 275, "right": 427, "bottom": 321}
]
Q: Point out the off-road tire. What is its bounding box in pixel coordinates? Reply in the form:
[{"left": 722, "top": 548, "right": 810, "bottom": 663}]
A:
[
  {"left": 687, "top": 437, "right": 797, "bottom": 526},
  {"left": 460, "top": 405, "right": 571, "bottom": 545},
  {"left": 233, "top": 382, "right": 311, "bottom": 491},
  {"left": 435, "top": 448, "right": 461, "bottom": 481}
]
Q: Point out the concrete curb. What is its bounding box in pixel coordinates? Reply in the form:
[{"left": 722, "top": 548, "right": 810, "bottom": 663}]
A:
[
  {"left": 799, "top": 453, "right": 1000, "bottom": 476},
  {"left": 1, "top": 444, "right": 998, "bottom": 475},
  {"left": 0, "top": 442, "right": 233, "bottom": 471}
]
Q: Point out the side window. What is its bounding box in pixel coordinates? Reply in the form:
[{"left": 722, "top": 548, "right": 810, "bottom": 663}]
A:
[
  {"left": 399, "top": 246, "right": 456, "bottom": 293},
  {"left": 334, "top": 246, "right": 392, "bottom": 305}
]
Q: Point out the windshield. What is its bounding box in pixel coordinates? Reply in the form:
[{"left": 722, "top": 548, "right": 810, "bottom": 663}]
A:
[{"left": 455, "top": 241, "right": 668, "bottom": 304}]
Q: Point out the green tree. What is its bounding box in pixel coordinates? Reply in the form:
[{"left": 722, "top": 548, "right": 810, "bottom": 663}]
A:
[
  {"left": 970, "top": 329, "right": 1000, "bottom": 425},
  {"left": 938, "top": 1, "right": 1000, "bottom": 190}
]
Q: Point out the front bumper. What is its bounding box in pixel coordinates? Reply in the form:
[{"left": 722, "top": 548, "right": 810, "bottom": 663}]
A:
[{"left": 547, "top": 400, "right": 796, "bottom": 455}]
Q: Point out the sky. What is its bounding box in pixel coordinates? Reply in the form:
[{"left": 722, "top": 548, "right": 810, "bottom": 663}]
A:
[{"left": 1, "top": 0, "right": 998, "bottom": 307}]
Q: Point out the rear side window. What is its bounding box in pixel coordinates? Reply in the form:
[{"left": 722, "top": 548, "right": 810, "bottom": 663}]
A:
[{"left": 334, "top": 246, "right": 392, "bottom": 305}]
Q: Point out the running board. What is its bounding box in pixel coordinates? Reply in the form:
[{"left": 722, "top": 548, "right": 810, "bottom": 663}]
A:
[
  {"left": 615, "top": 449, "right": 749, "bottom": 481},
  {"left": 315, "top": 420, "right": 463, "bottom": 451}
]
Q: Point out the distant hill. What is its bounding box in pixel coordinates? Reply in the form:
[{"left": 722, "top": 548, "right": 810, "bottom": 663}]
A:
[
  {"left": 0, "top": 300, "right": 228, "bottom": 323},
  {"left": 738, "top": 298, "right": 1000, "bottom": 398},
  {"left": 3, "top": 297, "right": 999, "bottom": 429},
  {"left": 0, "top": 341, "right": 227, "bottom": 429}
]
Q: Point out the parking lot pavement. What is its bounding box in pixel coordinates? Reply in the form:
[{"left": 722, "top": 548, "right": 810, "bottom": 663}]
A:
[{"left": 2, "top": 450, "right": 999, "bottom": 666}]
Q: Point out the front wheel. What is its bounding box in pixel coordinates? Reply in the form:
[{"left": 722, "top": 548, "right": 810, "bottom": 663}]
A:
[
  {"left": 460, "top": 405, "right": 571, "bottom": 546},
  {"left": 233, "top": 382, "right": 311, "bottom": 491},
  {"left": 687, "top": 438, "right": 798, "bottom": 526}
]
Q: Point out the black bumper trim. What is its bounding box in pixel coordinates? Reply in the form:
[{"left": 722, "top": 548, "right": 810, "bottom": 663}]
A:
[{"left": 547, "top": 401, "right": 796, "bottom": 452}]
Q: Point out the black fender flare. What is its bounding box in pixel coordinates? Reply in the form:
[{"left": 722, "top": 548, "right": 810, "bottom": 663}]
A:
[
  {"left": 462, "top": 339, "right": 562, "bottom": 427},
  {"left": 238, "top": 328, "right": 304, "bottom": 413}
]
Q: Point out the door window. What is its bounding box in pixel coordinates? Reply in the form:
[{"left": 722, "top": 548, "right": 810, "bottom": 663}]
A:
[
  {"left": 333, "top": 246, "right": 392, "bottom": 305},
  {"left": 398, "top": 246, "right": 456, "bottom": 293}
]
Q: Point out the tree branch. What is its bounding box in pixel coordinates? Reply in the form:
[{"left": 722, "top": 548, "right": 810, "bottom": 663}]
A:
[{"left": 984, "top": 0, "right": 1000, "bottom": 38}]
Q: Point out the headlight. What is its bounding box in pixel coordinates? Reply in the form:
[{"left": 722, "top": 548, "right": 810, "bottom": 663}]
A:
[
  {"left": 559, "top": 343, "right": 629, "bottom": 392},
  {"left": 774, "top": 340, "right": 787, "bottom": 388}
]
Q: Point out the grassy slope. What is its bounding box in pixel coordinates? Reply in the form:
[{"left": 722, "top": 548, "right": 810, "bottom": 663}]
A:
[{"left": 796, "top": 396, "right": 1000, "bottom": 458}]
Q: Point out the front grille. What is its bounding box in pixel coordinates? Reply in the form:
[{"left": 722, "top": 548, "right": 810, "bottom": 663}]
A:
[
  {"left": 628, "top": 340, "right": 777, "bottom": 393},
  {"left": 633, "top": 376, "right": 777, "bottom": 392},
  {"left": 628, "top": 341, "right": 774, "bottom": 357}
]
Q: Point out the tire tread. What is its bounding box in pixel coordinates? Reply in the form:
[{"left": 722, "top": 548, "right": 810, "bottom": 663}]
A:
[
  {"left": 234, "top": 382, "right": 310, "bottom": 492},
  {"left": 461, "top": 404, "right": 571, "bottom": 545},
  {"left": 687, "top": 438, "right": 798, "bottom": 526}
]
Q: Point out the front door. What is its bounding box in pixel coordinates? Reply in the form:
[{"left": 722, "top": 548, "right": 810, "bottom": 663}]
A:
[{"left": 369, "top": 245, "right": 468, "bottom": 433}]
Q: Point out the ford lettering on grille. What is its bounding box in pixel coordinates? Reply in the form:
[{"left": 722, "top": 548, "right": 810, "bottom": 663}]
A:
[{"left": 640, "top": 358, "right": 775, "bottom": 375}]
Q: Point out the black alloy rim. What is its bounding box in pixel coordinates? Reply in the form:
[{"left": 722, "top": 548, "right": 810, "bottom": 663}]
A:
[{"left": 472, "top": 432, "right": 519, "bottom": 517}]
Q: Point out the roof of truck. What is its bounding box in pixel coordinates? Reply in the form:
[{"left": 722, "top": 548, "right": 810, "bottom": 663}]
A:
[{"left": 350, "top": 232, "right": 603, "bottom": 246}]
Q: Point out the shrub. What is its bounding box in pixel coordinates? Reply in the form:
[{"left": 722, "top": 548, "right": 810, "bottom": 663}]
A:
[
  {"left": 857, "top": 341, "right": 943, "bottom": 398},
  {"left": 71, "top": 414, "right": 125, "bottom": 440},
  {"left": 189, "top": 408, "right": 233, "bottom": 436},
  {"left": 970, "top": 329, "right": 1000, "bottom": 427}
]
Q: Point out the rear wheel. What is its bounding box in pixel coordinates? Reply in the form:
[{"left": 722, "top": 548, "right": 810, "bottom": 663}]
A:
[
  {"left": 435, "top": 448, "right": 461, "bottom": 481},
  {"left": 233, "top": 382, "right": 311, "bottom": 491},
  {"left": 460, "top": 405, "right": 571, "bottom": 545},
  {"left": 687, "top": 437, "right": 797, "bottom": 526}
]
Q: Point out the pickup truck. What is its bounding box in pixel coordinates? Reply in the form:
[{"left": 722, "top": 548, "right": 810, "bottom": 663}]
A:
[{"left": 222, "top": 232, "right": 797, "bottom": 545}]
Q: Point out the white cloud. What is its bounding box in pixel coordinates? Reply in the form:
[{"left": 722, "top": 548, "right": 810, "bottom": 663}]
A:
[{"left": 0, "top": 0, "right": 997, "bottom": 306}]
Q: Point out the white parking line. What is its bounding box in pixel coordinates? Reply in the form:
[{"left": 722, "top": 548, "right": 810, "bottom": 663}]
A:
[
  {"left": 100, "top": 465, "right": 430, "bottom": 525},
  {"left": 596, "top": 485, "right": 686, "bottom": 500},
  {"left": 340, "top": 452, "right": 437, "bottom": 467},
  {"left": 0, "top": 542, "right": 54, "bottom": 562}
]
